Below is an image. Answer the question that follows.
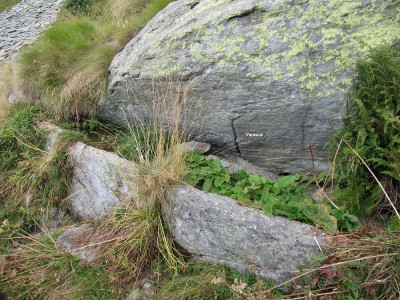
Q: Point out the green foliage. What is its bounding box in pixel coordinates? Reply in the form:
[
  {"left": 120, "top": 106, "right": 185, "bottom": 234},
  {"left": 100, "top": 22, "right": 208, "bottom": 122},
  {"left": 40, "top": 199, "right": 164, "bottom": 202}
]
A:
[
  {"left": 0, "top": 105, "right": 82, "bottom": 245},
  {"left": 185, "top": 152, "right": 358, "bottom": 234},
  {"left": 333, "top": 44, "right": 400, "bottom": 217},
  {"left": 388, "top": 215, "right": 400, "bottom": 232}
]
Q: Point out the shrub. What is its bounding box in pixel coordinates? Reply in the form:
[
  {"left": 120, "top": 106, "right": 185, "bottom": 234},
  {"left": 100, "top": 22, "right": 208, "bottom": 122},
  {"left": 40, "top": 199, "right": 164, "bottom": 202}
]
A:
[{"left": 333, "top": 44, "right": 400, "bottom": 218}]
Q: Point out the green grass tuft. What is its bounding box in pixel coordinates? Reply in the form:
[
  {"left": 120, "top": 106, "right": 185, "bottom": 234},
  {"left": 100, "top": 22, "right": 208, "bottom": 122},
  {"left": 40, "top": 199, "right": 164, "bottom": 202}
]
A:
[
  {"left": 0, "top": 106, "right": 83, "bottom": 250},
  {"left": 19, "top": 0, "right": 174, "bottom": 121}
]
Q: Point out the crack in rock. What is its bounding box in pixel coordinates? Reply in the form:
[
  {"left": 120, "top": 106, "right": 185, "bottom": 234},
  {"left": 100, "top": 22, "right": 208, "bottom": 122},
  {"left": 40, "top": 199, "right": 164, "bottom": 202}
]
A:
[{"left": 231, "top": 115, "right": 244, "bottom": 157}]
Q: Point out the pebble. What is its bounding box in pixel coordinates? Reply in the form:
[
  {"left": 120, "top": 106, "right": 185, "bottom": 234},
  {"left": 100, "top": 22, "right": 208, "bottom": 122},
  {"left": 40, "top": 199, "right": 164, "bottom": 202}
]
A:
[{"left": 0, "top": 0, "right": 65, "bottom": 62}]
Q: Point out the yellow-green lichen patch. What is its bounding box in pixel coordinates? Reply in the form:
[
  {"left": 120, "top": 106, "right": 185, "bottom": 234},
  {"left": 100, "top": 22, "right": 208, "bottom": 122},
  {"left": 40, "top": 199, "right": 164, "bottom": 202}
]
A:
[{"left": 142, "top": 0, "right": 400, "bottom": 95}]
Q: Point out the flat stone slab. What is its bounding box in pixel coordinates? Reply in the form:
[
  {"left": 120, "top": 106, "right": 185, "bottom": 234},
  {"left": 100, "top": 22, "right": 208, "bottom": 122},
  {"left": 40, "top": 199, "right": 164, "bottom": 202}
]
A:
[{"left": 166, "top": 184, "right": 326, "bottom": 282}]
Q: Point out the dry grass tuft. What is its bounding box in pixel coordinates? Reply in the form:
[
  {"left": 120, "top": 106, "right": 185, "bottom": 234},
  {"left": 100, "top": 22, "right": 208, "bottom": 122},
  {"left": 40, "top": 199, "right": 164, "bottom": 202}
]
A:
[
  {"left": 264, "top": 225, "right": 400, "bottom": 299},
  {"left": 0, "top": 63, "right": 14, "bottom": 125},
  {"left": 0, "top": 232, "right": 121, "bottom": 299},
  {"left": 91, "top": 82, "right": 192, "bottom": 281},
  {"left": 108, "top": 0, "right": 146, "bottom": 18}
]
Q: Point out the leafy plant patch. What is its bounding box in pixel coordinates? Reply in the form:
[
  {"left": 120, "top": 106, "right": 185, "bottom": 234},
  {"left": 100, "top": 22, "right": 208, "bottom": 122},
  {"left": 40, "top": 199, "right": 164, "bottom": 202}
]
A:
[
  {"left": 332, "top": 44, "right": 400, "bottom": 218},
  {"left": 185, "top": 153, "right": 358, "bottom": 234}
]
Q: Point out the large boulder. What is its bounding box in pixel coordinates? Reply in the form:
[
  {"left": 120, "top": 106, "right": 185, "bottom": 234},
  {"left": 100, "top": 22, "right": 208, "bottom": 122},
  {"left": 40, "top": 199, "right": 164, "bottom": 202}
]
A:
[{"left": 99, "top": 0, "right": 400, "bottom": 174}]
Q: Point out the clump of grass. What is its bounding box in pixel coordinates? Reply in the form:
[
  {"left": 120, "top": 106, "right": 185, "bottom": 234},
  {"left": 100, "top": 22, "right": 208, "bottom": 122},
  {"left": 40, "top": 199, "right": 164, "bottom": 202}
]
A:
[
  {"left": 19, "top": 0, "right": 173, "bottom": 121},
  {"left": 0, "top": 0, "right": 21, "bottom": 13},
  {"left": 155, "top": 263, "right": 232, "bottom": 300},
  {"left": 318, "top": 227, "right": 400, "bottom": 300},
  {"left": 332, "top": 44, "right": 400, "bottom": 218},
  {"left": 96, "top": 203, "right": 184, "bottom": 283},
  {"left": 0, "top": 106, "right": 83, "bottom": 251},
  {"left": 0, "top": 63, "right": 13, "bottom": 125},
  {"left": 19, "top": 18, "right": 114, "bottom": 121},
  {"left": 0, "top": 232, "right": 122, "bottom": 299},
  {"left": 92, "top": 82, "right": 191, "bottom": 282}
]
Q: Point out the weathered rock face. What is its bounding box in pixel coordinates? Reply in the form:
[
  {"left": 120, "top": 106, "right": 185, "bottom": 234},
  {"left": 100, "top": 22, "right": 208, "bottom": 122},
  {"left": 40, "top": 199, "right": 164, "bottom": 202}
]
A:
[
  {"left": 68, "top": 142, "right": 138, "bottom": 220},
  {"left": 100, "top": 0, "right": 400, "bottom": 174},
  {"left": 166, "top": 184, "right": 325, "bottom": 282}
]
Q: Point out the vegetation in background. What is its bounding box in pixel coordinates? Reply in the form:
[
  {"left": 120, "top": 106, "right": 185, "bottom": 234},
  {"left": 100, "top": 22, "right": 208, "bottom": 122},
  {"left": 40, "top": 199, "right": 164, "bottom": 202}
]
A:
[
  {"left": 332, "top": 44, "right": 400, "bottom": 219},
  {"left": 19, "top": 0, "right": 173, "bottom": 121},
  {"left": 0, "top": 0, "right": 21, "bottom": 13},
  {"left": 185, "top": 152, "right": 358, "bottom": 234}
]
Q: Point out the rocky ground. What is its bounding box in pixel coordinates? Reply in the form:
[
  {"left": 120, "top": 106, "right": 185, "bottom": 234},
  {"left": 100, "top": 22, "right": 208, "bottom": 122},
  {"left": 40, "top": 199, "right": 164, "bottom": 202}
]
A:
[{"left": 0, "top": 0, "right": 64, "bottom": 62}]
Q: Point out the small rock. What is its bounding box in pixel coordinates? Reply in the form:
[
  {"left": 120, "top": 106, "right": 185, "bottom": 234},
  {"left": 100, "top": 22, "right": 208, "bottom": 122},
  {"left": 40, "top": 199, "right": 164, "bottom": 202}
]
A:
[
  {"left": 68, "top": 142, "right": 139, "bottom": 220},
  {"left": 44, "top": 208, "right": 67, "bottom": 231},
  {"left": 57, "top": 225, "right": 100, "bottom": 264},
  {"left": 181, "top": 140, "right": 211, "bottom": 154}
]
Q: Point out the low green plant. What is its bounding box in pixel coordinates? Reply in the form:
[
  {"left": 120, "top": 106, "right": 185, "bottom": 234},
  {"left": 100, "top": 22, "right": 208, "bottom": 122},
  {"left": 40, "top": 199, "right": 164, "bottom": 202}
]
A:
[
  {"left": 185, "top": 152, "right": 358, "bottom": 234},
  {"left": 332, "top": 44, "right": 400, "bottom": 218}
]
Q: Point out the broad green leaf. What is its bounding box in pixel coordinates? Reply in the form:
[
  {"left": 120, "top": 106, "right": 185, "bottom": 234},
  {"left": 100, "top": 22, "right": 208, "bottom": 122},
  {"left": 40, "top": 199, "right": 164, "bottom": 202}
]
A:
[
  {"left": 203, "top": 178, "right": 212, "bottom": 192},
  {"left": 214, "top": 176, "right": 226, "bottom": 188},
  {"left": 302, "top": 204, "right": 338, "bottom": 235},
  {"left": 273, "top": 174, "right": 301, "bottom": 191}
]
